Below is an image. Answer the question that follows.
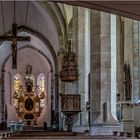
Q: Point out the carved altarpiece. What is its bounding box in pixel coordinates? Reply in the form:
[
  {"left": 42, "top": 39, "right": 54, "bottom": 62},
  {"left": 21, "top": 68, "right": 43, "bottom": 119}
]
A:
[{"left": 13, "top": 65, "right": 45, "bottom": 126}]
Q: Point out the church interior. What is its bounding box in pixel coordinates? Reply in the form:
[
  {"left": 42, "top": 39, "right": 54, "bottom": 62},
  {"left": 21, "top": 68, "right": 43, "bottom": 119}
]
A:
[{"left": 0, "top": 1, "right": 140, "bottom": 139}]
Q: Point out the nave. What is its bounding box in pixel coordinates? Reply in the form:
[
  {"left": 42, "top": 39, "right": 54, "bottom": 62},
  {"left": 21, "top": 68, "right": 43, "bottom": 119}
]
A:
[{"left": 1, "top": 0, "right": 140, "bottom": 139}]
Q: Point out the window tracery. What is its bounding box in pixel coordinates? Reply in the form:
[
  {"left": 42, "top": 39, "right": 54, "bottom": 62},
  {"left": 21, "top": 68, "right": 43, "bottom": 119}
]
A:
[{"left": 37, "top": 73, "right": 46, "bottom": 108}]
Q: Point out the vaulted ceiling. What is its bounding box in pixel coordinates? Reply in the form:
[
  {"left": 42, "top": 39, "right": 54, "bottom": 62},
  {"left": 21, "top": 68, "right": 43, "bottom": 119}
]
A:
[
  {"left": 0, "top": 1, "right": 68, "bottom": 73},
  {"left": 0, "top": 1, "right": 139, "bottom": 73},
  {"left": 0, "top": 1, "right": 59, "bottom": 52}
]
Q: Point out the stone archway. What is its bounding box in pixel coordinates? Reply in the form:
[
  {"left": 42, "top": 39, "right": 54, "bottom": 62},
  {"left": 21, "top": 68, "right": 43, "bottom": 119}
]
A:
[
  {"left": 0, "top": 29, "right": 59, "bottom": 129},
  {"left": 2, "top": 46, "right": 55, "bottom": 128}
]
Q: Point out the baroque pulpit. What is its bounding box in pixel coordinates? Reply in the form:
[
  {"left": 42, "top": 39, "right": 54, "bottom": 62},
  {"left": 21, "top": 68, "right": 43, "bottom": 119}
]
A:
[
  {"left": 61, "top": 94, "right": 81, "bottom": 131},
  {"left": 60, "top": 40, "right": 80, "bottom": 131}
]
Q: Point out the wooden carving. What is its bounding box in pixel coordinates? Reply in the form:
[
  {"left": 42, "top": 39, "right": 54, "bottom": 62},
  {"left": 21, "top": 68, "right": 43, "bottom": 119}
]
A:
[
  {"left": 59, "top": 41, "right": 78, "bottom": 82},
  {"left": 0, "top": 21, "right": 30, "bottom": 69},
  {"left": 61, "top": 94, "right": 81, "bottom": 131},
  {"left": 61, "top": 94, "right": 81, "bottom": 112},
  {"left": 124, "top": 63, "right": 132, "bottom": 100}
]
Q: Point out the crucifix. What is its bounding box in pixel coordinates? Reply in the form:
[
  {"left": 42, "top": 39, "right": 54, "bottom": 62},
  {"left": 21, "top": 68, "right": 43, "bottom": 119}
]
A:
[
  {"left": 0, "top": 1, "right": 30, "bottom": 69},
  {"left": 0, "top": 19, "right": 30, "bottom": 69}
]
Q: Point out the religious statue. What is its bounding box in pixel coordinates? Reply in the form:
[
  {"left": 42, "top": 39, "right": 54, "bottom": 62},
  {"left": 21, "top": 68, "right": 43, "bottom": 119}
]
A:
[
  {"left": 0, "top": 20, "right": 30, "bottom": 69},
  {"left": 61, "top": 94, "right": 81, "bottom": 111},
  {"left": 60, "top": 94, "right": 81, "bottom": 131},
  {"left": 11, "top": 40, "right": 17, "bottom": 69},
  {"left": 25, "top": 98, "right": 34, "bottom": 111},
  {"left": 124, "top": 63, "right": 132, "bottom": 100}
]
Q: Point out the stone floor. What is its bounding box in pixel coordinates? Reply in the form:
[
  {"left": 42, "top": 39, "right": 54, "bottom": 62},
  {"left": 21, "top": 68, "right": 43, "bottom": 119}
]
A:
[
  {"left": 1, "top": 136, "right": 139, "bottom": 140},
  {"left": 0, "top": 131, "right": 138, "bottom": 140}
]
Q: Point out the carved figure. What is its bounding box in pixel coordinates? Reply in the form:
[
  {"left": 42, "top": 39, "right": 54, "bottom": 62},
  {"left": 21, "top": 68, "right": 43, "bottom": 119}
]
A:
[
  {"left": 124, "top": 63, "right": 132, "bottom": 100},
  {"left": 11, "top": 43, "right": 17, "bottom": 69}
]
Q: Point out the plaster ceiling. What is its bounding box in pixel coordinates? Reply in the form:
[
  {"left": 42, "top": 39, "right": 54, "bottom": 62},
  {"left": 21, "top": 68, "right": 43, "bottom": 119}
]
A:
[{"left": 0, "top": 1, "right": 59, "bottom": 54}]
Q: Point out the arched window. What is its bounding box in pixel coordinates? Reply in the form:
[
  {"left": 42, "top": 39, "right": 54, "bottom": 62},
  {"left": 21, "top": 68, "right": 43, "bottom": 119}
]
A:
[
  {"left": 37, "top": 73, "right": 45, "bottom": 93},
  {"left": 37, "top": 73, "right": 46, "bottom": 108}
]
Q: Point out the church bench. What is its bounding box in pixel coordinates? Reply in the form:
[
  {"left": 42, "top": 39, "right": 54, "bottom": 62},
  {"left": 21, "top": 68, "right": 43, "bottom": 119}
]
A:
[
  {"left": 126, "top": 132, "right": 132, "bottom": 137},
  {"left": 1, "top": 133, "right": 5, "bottom": 138},
  {"left": 135, "top": 126, "right": 140, "bottom": 138},
  {"left": 119, "top": 131, "right": 125, "bottom": 136},
  {"left": 113, "top": 131, "right": 132, "bottom": 137},
  {"left": 113, "top": 131, "right": 118, "bottom": 136},
  {"left": 0, "top": 131, "right": 11, "bottom": 138},
  {"left": 136, "top": 132, "right": 140, "bottom": 138}
]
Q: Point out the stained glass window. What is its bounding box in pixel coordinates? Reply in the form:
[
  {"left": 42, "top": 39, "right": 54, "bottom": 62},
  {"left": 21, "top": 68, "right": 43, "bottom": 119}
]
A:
[
  {"left": 37, "top": 73, "right": 46, "bottom": 107},
  {"left": 37, "top": 73, "right": 45, "bottom": 93}
]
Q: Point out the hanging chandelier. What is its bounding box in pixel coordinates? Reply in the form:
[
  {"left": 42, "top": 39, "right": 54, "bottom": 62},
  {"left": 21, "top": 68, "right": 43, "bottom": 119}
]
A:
[{"left": 59, "top": 40, "right": 78, "bottom": 82}]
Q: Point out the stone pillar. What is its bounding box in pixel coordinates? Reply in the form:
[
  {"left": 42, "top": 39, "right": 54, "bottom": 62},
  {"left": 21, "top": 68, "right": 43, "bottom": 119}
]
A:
[
  {"left": 133, "top": 20, "right": 140, "bottom": 101},
  {"left": 77, "top": 7, "right": 89, "bottom": 128},
  {"left": 100, "top": 12, "right": 113, "bottom": 123},
  {"left": 117, "top": 17, "right": 125, "bottom": 101},
  {"left": 72, "top": 7, "right": 90, "bottom": 131},
  {"left": 46, "top": 71, "right": 51, "bottom": 127},
  {"left": 1, "top": 67, "right": 5, "bottom": 124},
  {"left": 50, "top": 71, "right": 55, "bottom": 123},
  {"left": 90, "top": 10, "right": 101, "bottom": 125},
  {"left": 58, "top": 35, "right": 66, "bottom": 131},
  {"left": 64, "top": 7, "right": 78, "bottom": 95},
  {"left": 90, "top": 11, "right": 120, "bottom": 135},
  {"left": 122, "top": 103, "right": 134, "bottom": 135},
  {"left": 124, "top": 18, "right": 133, "bottom": 101}
]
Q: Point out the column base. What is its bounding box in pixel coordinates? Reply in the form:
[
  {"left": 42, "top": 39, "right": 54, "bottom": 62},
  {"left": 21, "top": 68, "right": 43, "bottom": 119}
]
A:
[
  {"left": 90, "top": 123, "right": 122, "bottom": 135},
  {"left": 122, "top": 120, "right": 134, "bottom": 136}
]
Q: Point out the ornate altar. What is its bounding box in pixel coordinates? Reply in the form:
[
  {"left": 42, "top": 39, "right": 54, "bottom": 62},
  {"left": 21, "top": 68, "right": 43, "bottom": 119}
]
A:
[
  {"left": 13, "top": 65, "right": 45, "bottom": 126},
  {"left": 60, "top": 94, "right": 81, "bottom": 131}
]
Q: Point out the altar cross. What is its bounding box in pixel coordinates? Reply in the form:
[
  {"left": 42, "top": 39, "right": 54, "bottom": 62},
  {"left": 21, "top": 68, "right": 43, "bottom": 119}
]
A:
[{"left": 0, "top": 20, "right": 30, "bottom": 69}]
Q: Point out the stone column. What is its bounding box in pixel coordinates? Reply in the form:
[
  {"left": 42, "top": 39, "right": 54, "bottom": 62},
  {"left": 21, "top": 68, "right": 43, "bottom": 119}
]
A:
[
  {"left": 122, "top": 103, "right": 134, "bottom": 135},
  {"left": 54, "top": 73, "right": 59, "bottom": 112},
  {"left": 117, "top": 17, "right": 125, "bottom": 101},
  {"left": 72, "top": 7, "right": 90, "bottom": 131},
  {"left": 100, "top": 12, "right": 113, "bottom": 123},
  {"left": 64, "top": 6, "right": 79, "bottom": 96},
  {"left": 133, "top": 20, "right": 140, "bottom": 101},
  {"left": 58, "top": 35, "right": 66, "bottom": 131},
  {"left": 46, "top": 71, "right": 51, "bottom": 127},
  {"left": 124, "top": 18, "right": 133, "bottom": 101},
  {"left": 50, "top": 71, "right": 55, "bottom": 122},
  {"left": 90, "top": 10, "right": 101, "bottom": 125},
  {"left": 77, "top": 7, "right": 89, "bottom": 128},
  {"left": 90, "top": 11, "right": 120, "bottom": 135},
  {"left": 1, "top": 67, "right": 5, "bottom": 124}
]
